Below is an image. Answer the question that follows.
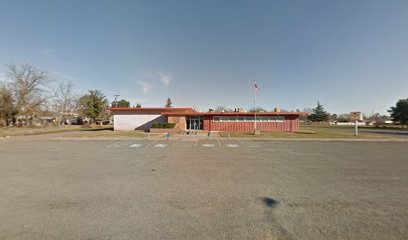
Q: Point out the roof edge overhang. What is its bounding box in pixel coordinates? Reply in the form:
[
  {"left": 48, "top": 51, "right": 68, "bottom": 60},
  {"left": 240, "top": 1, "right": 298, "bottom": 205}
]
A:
[
  {"left": 106, "top": 107, "right": 194, "bottom": 111},
  {"left": 162, "top": 111, "right": 309, "bottom": 116}
]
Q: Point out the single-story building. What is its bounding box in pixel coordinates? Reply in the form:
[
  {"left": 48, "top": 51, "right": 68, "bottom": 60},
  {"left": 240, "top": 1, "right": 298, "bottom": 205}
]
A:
[{"left": 106, "top": 107, "right": 308, "bottom": 132}]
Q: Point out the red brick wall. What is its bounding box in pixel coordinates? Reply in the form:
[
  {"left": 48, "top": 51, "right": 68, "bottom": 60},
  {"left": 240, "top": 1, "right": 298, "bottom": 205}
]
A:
[{"left": 204, "top": 115, "right": 299, "bottom": 132}]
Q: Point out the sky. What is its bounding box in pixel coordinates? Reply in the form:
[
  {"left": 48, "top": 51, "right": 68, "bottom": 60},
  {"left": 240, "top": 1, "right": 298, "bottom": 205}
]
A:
[{"left": 0, "top": 0, "right": 407, "bottom": 114}]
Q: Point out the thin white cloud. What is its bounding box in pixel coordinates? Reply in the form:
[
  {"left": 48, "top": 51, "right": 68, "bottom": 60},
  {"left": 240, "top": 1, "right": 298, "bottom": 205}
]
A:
[
  {"left": 50, "top": 70, "right": 76, "bottom": 81},
  {"left": 137, "top": 81, "right": 152, "bottom": 94},
  {"left": 42, "top": 48, "right": 58, "bottom": 58},
  {"left": 143, "top": 71, "right": 173, "bottom": 86},
  {"left": 158, "top": 72, "right": 172, "bottom": 86},
  {"left": 128, "top": 97, "right": 152, "bottom": 106},
  {"left": 42, "top": 48, "right": 71, "bottom": 65},
  {"left": 143, "top": 72, "right": 156, "bottom": 79}
]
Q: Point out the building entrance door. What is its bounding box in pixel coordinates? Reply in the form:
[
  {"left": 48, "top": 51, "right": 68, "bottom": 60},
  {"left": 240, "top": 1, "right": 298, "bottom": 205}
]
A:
[{"left": 186, "top": 116, "right": 204, "bottom": 130}]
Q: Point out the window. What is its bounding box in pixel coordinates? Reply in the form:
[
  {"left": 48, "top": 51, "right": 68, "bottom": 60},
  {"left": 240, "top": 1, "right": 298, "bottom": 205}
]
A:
[
  {"left": 244, "top": 116, "right": 255, "bottom": 122},
  {"left": 213, "top": 116, "right": 285, "bottom": 122}
]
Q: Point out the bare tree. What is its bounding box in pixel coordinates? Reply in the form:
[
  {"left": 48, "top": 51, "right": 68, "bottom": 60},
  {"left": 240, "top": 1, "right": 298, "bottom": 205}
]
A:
[
  {"left": 248, "top": 107, "right": 267, "bottom": 112},
  {"left": 7, "top": 64, "right": 52, "bottom": 126},
  {"left": 52, "top": 81, "right": 79, "bottom": 125},
  {"left": 214, "top": 106, "right": 232, "bottom": 112}
]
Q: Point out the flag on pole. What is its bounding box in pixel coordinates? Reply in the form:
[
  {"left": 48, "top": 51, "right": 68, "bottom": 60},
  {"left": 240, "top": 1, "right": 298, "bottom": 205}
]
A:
[{"left": 254, "top": 80, "right": 260, "bottom": 91}]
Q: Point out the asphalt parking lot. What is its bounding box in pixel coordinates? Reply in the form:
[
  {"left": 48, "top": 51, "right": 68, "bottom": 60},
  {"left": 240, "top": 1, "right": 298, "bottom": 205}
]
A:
[{"left": 0, "top": 138, "right": 407, "bottom": 240}]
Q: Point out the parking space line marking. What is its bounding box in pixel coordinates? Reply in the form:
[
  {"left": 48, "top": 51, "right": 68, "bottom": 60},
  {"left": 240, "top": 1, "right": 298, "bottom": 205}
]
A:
[
  {"left": 144, "top": 139, "right": 158, "bottom": 148},
  {"left": 172, "top": 139, "right": 180, "bottom": 147},
  {"left": 239, "top": 140, "right": 261, "bottom": 148},
  {"left": 202, "top": 144, "right": 214, "bottom": 148},
  {"left": 128, "top": 143, "right": 143, "bottom": 148},
  {"left": 154, "top": 144, "right": 167, "bottom": 148},
  {"left": 107, "top": 142, "right": 121, "bottom": 148},
  {"left": 226, "top": 144, "right": 240, "bottom": 148},
  {"left": 238, "top": 140, "right": 246, "bottom": 147}
]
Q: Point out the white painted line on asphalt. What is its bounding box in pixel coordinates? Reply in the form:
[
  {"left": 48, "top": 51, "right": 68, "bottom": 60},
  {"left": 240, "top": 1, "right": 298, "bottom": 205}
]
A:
[
  {"left": 226, "top": 144, "right": 240, "bottom": 148},
  {"left": 202, "top": 144, "right": 214, "bottom": 148},
  {"left": 154, "top": 144, "right": 167, "bottom": 148},
  {"left": 238, "top": 140, "right": 246, "bottom": 146},
  {"left": 107, "top": 142, "right": 121, "bottom": 148},
  {"left": 128, "top": 143, "right": 143, "bottom": 148},
  {"left": 144, "top": 139, "right": 158, "bottom": 148},
  {"left": 172, "top": 140, "right": 180, "bottom": 147},
  {"left": 174, "top": 140, "right": 194, "bottom": 148},
  {"left": 217, "top": 139, "right": 221, "bottom": 147},
  {"left": 239, "top": 140, "right": 261, "bottom": 148},
  {"left": 182, "top": 138, "right": 196, "bottom": 141}
]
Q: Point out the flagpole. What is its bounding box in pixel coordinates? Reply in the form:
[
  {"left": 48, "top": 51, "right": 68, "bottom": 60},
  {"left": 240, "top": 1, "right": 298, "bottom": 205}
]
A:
[{"left": 254, "top": 82, "right": 257, "bottom": 132}]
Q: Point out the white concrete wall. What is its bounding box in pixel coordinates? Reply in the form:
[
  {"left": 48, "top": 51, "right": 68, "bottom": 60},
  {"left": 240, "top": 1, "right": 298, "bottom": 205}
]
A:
[
  {"left": 113, "top": 111, "right": 168, "bottom": 131},
  {"left": 330, "top": 121, "right": 366, "bottom": 126}
]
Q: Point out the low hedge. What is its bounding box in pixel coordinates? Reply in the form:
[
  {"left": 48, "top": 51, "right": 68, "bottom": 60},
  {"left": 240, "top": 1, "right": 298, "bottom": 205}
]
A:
[{"left": 151, "top": 123, "right": 176, "bottom": 129}]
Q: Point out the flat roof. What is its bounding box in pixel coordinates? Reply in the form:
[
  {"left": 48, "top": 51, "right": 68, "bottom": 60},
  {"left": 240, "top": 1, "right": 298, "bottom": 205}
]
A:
[
  {"left": 162, "top": 111, "right": 308, "bottom": 116},
  {"left": 106, "top": 107, "right": 194, "bottom": 111},
  {"left": 106, "top": 107, "right": 308, "bottom": 116}
]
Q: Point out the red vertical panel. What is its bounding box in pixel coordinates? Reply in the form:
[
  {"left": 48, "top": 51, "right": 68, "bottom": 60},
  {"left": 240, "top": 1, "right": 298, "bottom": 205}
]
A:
[
  {"left": 204, "top": 115, "right": 210, "bottom": 131},
  {"left": 205, "top": 115, "right": 300, "bottom": 132}
]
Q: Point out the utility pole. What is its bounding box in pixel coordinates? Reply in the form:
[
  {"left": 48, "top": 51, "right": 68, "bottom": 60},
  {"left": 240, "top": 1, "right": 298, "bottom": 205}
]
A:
[{"left": 113, "top": 95, "right": 120, "bottom": 108}]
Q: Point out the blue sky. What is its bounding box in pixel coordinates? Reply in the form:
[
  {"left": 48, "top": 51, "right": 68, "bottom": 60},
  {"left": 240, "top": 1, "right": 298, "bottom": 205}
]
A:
[{"left": 0, "top": 0, "right": 407, "bottom": 114}]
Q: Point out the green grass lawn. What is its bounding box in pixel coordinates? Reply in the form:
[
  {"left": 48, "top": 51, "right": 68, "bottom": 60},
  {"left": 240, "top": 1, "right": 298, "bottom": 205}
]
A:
[
  {"left": 0, "top": 126, "right": 91, "bottom": 137},
  {"left": 0, "top": 126, "right": 118, "bottom": 137},
  {"left": 0, "top": 125, "right": 150, "bottom": 138},
  {"left": 63, "top": 129, "right": 147, "bottom": 138},
  {"left": 220, "top": 125, "right": 403, "bottom": 139}
]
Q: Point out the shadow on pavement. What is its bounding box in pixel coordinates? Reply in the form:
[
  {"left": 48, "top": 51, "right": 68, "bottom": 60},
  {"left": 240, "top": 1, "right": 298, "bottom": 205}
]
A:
[
  {"left": 262, "top": 197, "right": 279, "bottom": 208},
  {"left": 82, "top": 127, "right": 114, "bottom": 132}
]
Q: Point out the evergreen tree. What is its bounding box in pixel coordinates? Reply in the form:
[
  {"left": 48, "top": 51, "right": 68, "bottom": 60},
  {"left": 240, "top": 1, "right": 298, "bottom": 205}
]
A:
[
  {"left": 111, "top": 99, "right": 130, "bottom": 108},
  {"left": 388, "top": 98, "right": 408, "bottom": 128},
  {"left": 78, "top": 90, "right": 109, "bottom": 123},
  {"left": 248, "top": 107, "right": 267, "bottom": 112},
  {"left": 0, "top": 86, "right": 17, "bottom": 126},
  {"left": 165, "top": 98, "right": 173, "bottom": 108},
  {"left": 307, "top": 101, "right": 330, "bottom": 122}
]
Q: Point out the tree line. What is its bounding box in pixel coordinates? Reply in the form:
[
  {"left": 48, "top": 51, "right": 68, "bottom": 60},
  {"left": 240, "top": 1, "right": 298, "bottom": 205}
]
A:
[
  {"left": 305, "top": 100, "right": 408, "bottom": 128},
  {"left": 2, "top": 64, "right": 406, "bottom": 128},
  {"left": 0, "top": 64, "right": 143, "bottom": 127},
  {"left": 213, "top": 99, "right": 408, "bottom": 128},
  {"left": 0, "top": 64, "right": 111, "bottom": 126}
]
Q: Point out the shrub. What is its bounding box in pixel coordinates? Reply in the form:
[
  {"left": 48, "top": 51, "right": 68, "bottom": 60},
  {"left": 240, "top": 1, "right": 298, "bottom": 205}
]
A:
[{"left": 151, "top": 123, "right": 176, "bottom": 128}]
